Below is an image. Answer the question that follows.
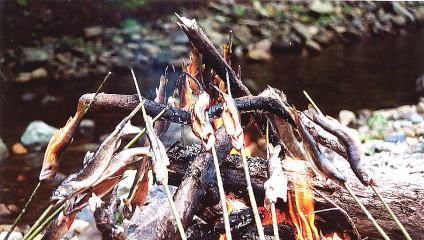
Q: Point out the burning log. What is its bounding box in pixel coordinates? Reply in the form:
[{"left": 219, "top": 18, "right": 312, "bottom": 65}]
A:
[
  {"left": 126, "top": 128, "right": 232, "bottom": 239},
  {"left": 167, "top": 153, "right": 424, "bottom": 239}
]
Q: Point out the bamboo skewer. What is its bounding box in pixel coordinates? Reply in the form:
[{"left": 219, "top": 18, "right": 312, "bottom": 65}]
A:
[
  {"left": 22, "top": 204, "right": 53, "bottom": 239},
  {"left": 131, "top": 69, "right": 187, "bottom": 240},
  {"left": 211, "top": 146, "right": 232, "bottom": 240},
  {"left": 25, "top": 205, "right": 65, "bottom": 240}
]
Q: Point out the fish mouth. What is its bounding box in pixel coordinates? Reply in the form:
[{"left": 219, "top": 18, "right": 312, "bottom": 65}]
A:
[{"left": 39, "top": 168, "right": 56, "bottom": 181}]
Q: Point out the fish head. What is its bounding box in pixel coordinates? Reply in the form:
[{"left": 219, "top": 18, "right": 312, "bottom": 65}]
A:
[
  {"left": 51, "top": 184, "right": 74, "bottom": 202},
  {"left": 40, "top": 152, "right": 59, "bottom": 180}
]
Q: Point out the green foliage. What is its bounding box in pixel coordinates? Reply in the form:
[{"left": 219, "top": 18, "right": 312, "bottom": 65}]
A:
[
  {"left": 317, "top": 15, "right": 335, "bottom": 24},
  {"left": 288, "top": 5, "right": 304, "bottom": 14},
  {"left": 368, "top": 114, "right": 387, "bottom": 130},
  {"left": 233, "top": 5, "right": 246, "bottom": 17},
  {"left": 111, "top": 0, "right": 150, "bottom": 8},
  {"left": 120, "top": 18, "right": 141, "bottom": 29},
  {"left": 341, "top": 5, "right": 354, "bottom": 13},
  {"left": 17, "top": 0, "right": 27, "bottom": 6}
]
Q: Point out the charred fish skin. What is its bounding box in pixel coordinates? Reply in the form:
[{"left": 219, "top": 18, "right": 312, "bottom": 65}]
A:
[
  {"left": 40, "top": 101, "right": 86, "bottom": 181},
  {"left": 51, "top": 118, "right": 140, "bottom": 203},
  {"left": 41, "top": 211, "right": 76, "bottom": 240},
  {"left": 294, "top": 110, "right": 347, "bottom": 185},
  {"left": 306, "top": 109, "right": 371, "bottom": 186}
]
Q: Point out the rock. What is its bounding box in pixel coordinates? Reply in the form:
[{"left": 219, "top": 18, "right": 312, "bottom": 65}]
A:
[
  {"left": 410, "top": 112, "right": 424, "bottom": 124},
  {"left": 84, "top": 26, "right": 102, "bottom": 38},
  {"left": 0, "top": 138, "right": 9, "bottom": 161},
  {"left": 77, "top": 119, "right": 95, "bottom": 140},
  {"left": 292, "top": 22, "right": 311, "bottom": 40},
  {"left": 15, "top": 72, "right": 32, "bottom": 83},
  {"left": 140, "top": 43, "right": 161, "bottom": 56},
  {"left": 305, "top": 39, "right": 322, "bottom": 53},
  {"left": 392, "top": 2, "right": 414, "bottom": 22},
  {"left": 12, "top": 143, "right": 27, "bottom": 155},
  {"left": 171, "top": 30, "right": 189, "bottom": 45},
  {"left": 40, "top": 95, "right": 63, "bottom": 105},
  {"left": 0, "top": 231, "right": 23, "bottom": 240},
  {"left": 415, "top": 8, "right": 424, "bottom": 23},
  {"left": 253, "top": 39, "right": 272, "bottom": 53},
  {"left": 56, "top": 52, "right": 72, "bottom": 64},
  {"left": 417, "top": 98, "right": 424, "bottom": 114},
  {"left": 392, "top": 15, "right": 407, "bottom": 26},
  {"left": 309, "top": 0, "right": 334, "bottom": 14},
  {"left": 384, "top": 131, "right": 406, "bottom": 143},
  {"left": 20, "top": 121, "right": 57, "bottom": 148},
  {"left": 21, "top": 46, "right": 54, "bottom": 64},
  {"left": 415, "top": 74, "right": 424, "bottom": 97},
  {"left": 339, "top": 110, "right": 356, "bottom": 126},
  {"left": 31, "top": 68, "right": 48, "bottom": 79},
  {"left": 246, "top": 48, "right": 272, "bottom": 62},
  {"left": 233, "top": 25, "right": 252, "bottom": 46}
]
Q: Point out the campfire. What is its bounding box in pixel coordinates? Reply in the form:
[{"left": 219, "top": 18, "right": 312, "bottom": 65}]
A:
[{"left": 7, "top": 15, "right": 419, "bottom": 240}]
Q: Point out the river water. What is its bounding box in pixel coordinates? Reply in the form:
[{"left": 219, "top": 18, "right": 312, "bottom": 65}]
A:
[{"left": 0, "top": 29, "right": 423, "bottom": 224}]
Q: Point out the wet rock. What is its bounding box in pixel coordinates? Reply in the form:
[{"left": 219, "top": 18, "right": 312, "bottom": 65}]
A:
[
  {"left": 384, "top": 131, "right": 406, "bottom": 143},
  {"left": 415, "top": 74, "right": 424, "bottom": 97},
  {"left": 84, "top": 26, "right": 103, "bottom": 38},
  {"left": 246, "top": 48, "right": 272, "bottom": 62},
  {"left": 77, "top": 119, "right": 95, "bottom": 140},
  {"left": 253, "top": 39, "right": 272, "bottom": 53},
  {"left": 339, "top": 110, "right": 356, "bottom": 126},
  {"left": 20, "top": 121, "right": 57, "bottom": 148},
  {"left": 0, "top": 138, "right": 9, "bottom": 161},
  {"left": 21, "top": 46, "right": 54, "bottom": 64},
  {"left": 292, "top": 22, "right": 311, "bottom": 40},
  {"left": 171, "top": 30, "right": 189, "bottom": 45},
  {"left": 392, "top": 2, "right": 414, "bottom": 22},
  {"left": 0, "top": 231, "right": 23, "bottom": 240},
  {"left": 31, "top": 68, "right": 48, "bottom": 79},
  {"left": 140, "top": 43, "right": 161, "bottom": 56},
  {"left": 233, "top": 25, "right": 252, "bottom": 46},
  {"left": 305, "top": 39, "right": 322, "bottom": 53},
  {"left": 417, "top": 98, "right": 424, "bottom": 114},
  {"left": 40, "top": 95, "right": 63, "bottom": 105},
  {"left": 12, "top": 143, "right": 27, "bottom": 155},
  {"left": 309, "top": 0, "right": 334, "bottom": 14},
  {"left": 392, "top": 15, "right": 407, "bottom": 26}
]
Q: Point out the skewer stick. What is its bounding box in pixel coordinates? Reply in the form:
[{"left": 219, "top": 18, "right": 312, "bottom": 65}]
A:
[
  {"left": 25, "top": 205, "right": 65, "bottom": 240},
  {"left": 131, "top": 69, "right": 187, "bottom": 240},
  {"left": 8, "top": 72, "right": 112, "bottom": 240},
  {"left": 5, "top": 182, "right": 42, "bottom": 240},
  {"left": 303, "top": 90, "right": 323, "bottom": 115},
  {"left": 370, "top": 185, "right": 411, "bottom": 240},
  {"left": 22, "top": 204, "right": 53, "bottom": 239},
  {"left": 344, "top": 183, "right": 390, "bottom": 240},
  {"left": 304, "top": 89, "right": 407, "bottom": 239},
  {"left": 211, "top": 146, "right": 232, "bottom": 240},
  {"left": 240, "top": 147, "right": 266, "bottom": 240},
  {"left": 266, "top": 122, "right": 280, "bottom": 240}
]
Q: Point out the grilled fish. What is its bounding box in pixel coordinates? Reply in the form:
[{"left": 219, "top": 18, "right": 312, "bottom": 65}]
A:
[
  {"left": 52, "top": 116, "right": 140, "bottom": 203},
  {"left": 40, "top": 101, "right": 86, "bottom": 180}
]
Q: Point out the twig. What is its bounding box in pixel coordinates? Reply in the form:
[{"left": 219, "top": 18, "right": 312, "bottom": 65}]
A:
[
  {"left": 5, "top": 182, "right": 42, "bottom": 240},
  {"left": 344, "top": 182, "right": 390, "bottom": 240},
  {"left": 370, "top": 185, "right": 412, "bottom": 240},
  {"left": 84, "top": 72, "right": 112, "bottom": 114},
  {"left": 304, "top": 207, "right": 339, "bottom": 217}
]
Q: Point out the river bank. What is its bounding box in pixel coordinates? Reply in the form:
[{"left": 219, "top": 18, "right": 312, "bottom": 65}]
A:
[{"left": 1, "top": 1, "right": 424, "bottom": 84}]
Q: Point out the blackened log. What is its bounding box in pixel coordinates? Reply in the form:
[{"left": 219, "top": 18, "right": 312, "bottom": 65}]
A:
[
  {"left": 126, "top": 128, "right": 232, "bottom": 240},
  {"left": 167, "top": 154, "right": 424, "bottom": 239}
]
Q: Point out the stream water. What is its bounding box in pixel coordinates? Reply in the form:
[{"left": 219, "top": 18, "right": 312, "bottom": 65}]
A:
[{"left": 0, "top": 29, "right": 423, "bottom": 225}]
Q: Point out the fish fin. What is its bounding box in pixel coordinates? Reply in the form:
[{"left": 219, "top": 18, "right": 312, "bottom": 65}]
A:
[
  {"left": 120, "top": 120, "right": 141, "bottom": 136},
  {"left": 83, "top": 151, "right": 95, "bottom": 166}
]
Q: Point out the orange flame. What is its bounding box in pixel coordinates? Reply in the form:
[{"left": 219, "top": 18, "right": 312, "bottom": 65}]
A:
[{"left": 230, "top": 134, "right": 253, "bottom": 156}]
